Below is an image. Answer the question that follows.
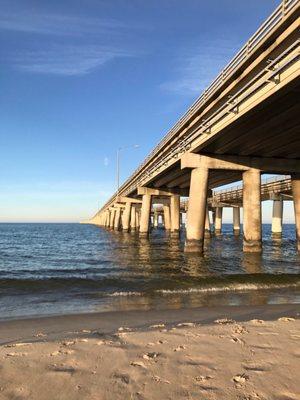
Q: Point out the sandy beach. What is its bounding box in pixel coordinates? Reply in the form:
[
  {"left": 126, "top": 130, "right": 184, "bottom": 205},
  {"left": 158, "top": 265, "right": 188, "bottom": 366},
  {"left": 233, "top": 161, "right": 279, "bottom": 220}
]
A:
[{"left": 0, "top": 304, "right": 299, "bottom": 400}]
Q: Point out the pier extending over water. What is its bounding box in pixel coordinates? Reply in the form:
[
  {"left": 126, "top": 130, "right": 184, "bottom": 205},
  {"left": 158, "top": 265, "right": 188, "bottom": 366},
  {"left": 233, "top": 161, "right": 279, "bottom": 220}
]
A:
[{"left": 90, "top": 0, "right": 300, "bottom": 254}]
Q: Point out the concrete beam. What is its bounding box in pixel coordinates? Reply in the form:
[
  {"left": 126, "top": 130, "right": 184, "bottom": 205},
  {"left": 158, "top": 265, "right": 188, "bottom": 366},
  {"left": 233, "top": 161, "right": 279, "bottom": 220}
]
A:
[
  {"left": 137, "top": 187, "right": 178, "bottom": 196},
  {"left": 116, "top": 196, "right": 142, "bottom": 204},
  {"left": 112, "top": 203, "right": 125, "bottom": 208},
  {"left": 152, "top": 198, "right": 170, "bottom": 206},
  {"left": 181, "top": 153, "right": 300, "bottom": 174}
]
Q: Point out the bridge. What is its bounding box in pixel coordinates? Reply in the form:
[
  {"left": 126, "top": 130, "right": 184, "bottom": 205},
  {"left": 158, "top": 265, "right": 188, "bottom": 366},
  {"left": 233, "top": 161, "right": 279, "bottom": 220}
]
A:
[{"left": 89, "top": 0, "right": 300, "bottom": 254}]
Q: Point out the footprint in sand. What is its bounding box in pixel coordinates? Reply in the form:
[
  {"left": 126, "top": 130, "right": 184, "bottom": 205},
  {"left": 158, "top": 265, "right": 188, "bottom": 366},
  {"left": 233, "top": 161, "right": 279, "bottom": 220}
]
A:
[
  {"left": 232, "top": 325, "right": 249, "bottom": 335},
  {"left": 214, "top": 318, "right": 235, "bottom": 325},
  {"left": 250, "top": 319, "right": 265, "bottom": 325},
  {"left": 242, "top": 362, "right": 271, "bottom": 372},
  {"left": 61, "top": 340, "right": 76, "bottom": 346},
  {"left": 112, "top": 372, "right": 131, "bottom": 384},
  {"left": 48, "top": 364, "right": 77, "bottom": 374},
  {"left": 194, "top": 375, "right": 213, "bottom": 382},
  {"left": 231, "top": 336, "right": 245, "bottom": 345},
  {"left": 232, "top": 373, "right": 249, "bottom": 384},
  {"left": 5, "top": 343, "right": 31, "bottom": 348},
  {"left": 174, "top": 345, "right": 186, "bottom": 352},
  {"left": 177, "top": 322, "right": 195, "bottom": 327},
  {"left": 183, "top": 357, "right": 216, "bottom": 370},
  {"left": 50, "top": 349, "right": 74, "bottom": 356},
  {"left": 130, "top": 361, "right": 147, "bottom": 369},
  {"left": 278, "top": 317, "right": 295, "bottom": 322},
  {"left": 251, "top": 343, "right": 279, "bottom": 351},
  {"left": 152, "top": 375, "right": 170, "bottom": 384},
  {"left": 142, "top": 352, "right": 160, "bottom": 360},
  {"left": 5, "top": 352, "right": 28, "bottom": 358},
  {"left": 149, "top": 324, "right": 165, "bottom": 329}
]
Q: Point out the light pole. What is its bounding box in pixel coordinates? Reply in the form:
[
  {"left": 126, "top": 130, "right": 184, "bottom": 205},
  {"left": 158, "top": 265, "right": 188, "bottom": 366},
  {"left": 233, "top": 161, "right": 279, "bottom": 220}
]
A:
[{"left": 117, "top": 144, "right": 139, "bottom": 196}]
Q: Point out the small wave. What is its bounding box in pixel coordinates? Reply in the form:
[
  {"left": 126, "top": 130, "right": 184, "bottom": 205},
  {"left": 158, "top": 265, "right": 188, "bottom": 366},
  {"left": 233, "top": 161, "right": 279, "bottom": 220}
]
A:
[
  {"left": 156, "top": 282, "right": 300, "bottom": 295},
  {"left": 108, "top": 291, "right": 142, "bottom": 297}
]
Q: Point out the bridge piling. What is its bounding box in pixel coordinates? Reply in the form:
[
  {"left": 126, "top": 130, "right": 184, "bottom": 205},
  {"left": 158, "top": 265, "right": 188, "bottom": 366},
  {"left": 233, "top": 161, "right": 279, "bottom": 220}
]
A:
[
  {"left": 233, "top": 207, "right": 241, "bottom": 235},
  {"left": 184, "top": 167, "right": 209, "bottom": 253},
  {"left": 109, "top": 209, "right": 115, "bottom": 229},
  {"left": 214, "top": 207, "right": 223, "bottom": 235},
  {"left": 139, "top": 194, "right": 152, "bottom": 236},
  {"left": 205, "top": 207, "right": 211, "bottom": 238},
  {"left": 153, "top": 210, "right": 159, "bottom": 228},
  {"left": 170, "top": 194, "right": 180, "bottom": 236},
  {"left": 163, "top": 203, "right": 171, "bottom": 230},
  {"left": 130, "top": 205, "right": 137, "bottom": 231},
  {"left": 271, "top": 197, "right": 283, "bottom": 239},
  {"left": 122, "top": 202, "right": 131, "bottom": 232},
  {"left": 114, "top": 207, "right": 121, "bottom": 231},
  {"left": 136, "top": 208, "right": 140, "bottom": 229},
  {"left": 291, "top": 174, "right": 300, "bottom": 252},
  {"left": 243, "top": 169, "right": 262, "bottom": 253}
]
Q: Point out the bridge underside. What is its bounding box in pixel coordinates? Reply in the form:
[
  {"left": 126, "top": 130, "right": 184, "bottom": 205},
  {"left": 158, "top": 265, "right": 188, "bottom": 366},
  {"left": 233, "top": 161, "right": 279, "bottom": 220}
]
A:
[
  {"left": 130, "top": 76, "right": 300, "bottom": 196},
  {"left": 93, "top": 2, "right": 300, "bottom": 256}
]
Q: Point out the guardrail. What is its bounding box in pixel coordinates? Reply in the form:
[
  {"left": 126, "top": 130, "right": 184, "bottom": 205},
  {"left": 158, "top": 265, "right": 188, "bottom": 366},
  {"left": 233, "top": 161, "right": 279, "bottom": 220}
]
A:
[
  {"left": 151, "top": 176, "right": 293, "bottom": 212},
  {"left": 97, "top": 0, "right": 299, "bottom": 216},
  {"left": 212, "top": 175, "right": 292, "bottom": 203}
]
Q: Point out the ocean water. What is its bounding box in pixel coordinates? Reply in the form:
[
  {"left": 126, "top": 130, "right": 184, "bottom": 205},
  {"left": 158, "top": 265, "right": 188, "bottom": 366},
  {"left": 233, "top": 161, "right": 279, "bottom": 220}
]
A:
[{"left": 0, "top": 223, "right": 299, "bottom": 319}]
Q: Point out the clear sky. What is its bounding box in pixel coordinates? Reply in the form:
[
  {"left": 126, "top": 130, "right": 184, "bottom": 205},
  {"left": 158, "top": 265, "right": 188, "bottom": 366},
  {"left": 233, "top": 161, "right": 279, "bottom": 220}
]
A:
[{"left": 0, "top": 0, "right": 295, "bottom": 223}]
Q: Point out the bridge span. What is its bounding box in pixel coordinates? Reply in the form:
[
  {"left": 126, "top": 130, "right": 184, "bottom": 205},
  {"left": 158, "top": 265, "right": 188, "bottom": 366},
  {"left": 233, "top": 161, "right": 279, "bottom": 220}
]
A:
[{"left": 89, "top": 0, "right": 300, "bottom": 254}]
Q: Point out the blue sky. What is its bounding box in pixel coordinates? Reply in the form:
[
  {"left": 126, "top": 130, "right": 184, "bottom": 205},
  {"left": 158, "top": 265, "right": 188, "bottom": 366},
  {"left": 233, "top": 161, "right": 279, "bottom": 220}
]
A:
[{"left": 0, "top": 0, "right": 294, "bottom": 223}]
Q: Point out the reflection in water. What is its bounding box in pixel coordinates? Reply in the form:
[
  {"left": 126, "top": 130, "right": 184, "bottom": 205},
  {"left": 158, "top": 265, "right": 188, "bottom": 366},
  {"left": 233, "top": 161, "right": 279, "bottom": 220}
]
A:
[
  {"left": 0, "top": 223, "right": 299, "bottom": 318},
  {"left": 242, "top": 253, "right": 263, "bottom": 274}
]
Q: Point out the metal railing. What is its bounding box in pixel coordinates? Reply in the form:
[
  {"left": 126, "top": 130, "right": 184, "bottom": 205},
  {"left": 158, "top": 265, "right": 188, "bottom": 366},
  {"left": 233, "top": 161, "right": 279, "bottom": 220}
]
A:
[
  {"left": 212, "top": 175, "right": 292, "bottom": 203},
  {"left": 152, "top": 176, "right": 292, "bottom": 212},
  {"left": 98, "top": 0, "right": 299, "bottom": 215}
]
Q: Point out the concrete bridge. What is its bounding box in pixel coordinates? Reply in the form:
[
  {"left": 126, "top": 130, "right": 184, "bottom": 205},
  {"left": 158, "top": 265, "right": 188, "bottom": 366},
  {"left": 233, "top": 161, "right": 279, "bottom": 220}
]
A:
[{"left": 90, "top": 0, "right": 300, "bottom": 254}]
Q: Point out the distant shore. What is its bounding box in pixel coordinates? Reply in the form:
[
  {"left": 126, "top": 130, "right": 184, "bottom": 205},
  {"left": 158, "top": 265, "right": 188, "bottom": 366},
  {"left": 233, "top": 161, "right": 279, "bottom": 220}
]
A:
[{"left": 0, "top": 304, "right": 299, "bottom": 399}]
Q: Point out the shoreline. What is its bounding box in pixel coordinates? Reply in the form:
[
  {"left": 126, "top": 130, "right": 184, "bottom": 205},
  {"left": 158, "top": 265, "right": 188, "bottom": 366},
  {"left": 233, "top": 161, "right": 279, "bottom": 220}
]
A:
[
  {"left": 1, "top": 303, "right": 299, "bottom": 345},
  {"left": 1, "top": 303, "right": 299, "bottom": 399}
]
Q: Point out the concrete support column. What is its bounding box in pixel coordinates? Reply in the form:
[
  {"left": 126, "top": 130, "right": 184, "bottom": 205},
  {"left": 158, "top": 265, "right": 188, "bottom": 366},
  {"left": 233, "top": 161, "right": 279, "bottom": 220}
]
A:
[
  {"left": 110, "top": 209, "right": 116, "bottom": 229},
  {"left": 243, "top": 169, "right": 262, "bottom": 253},
  {"left": 271, "top": 198, "right": 283, "bottom": 238},
  {"left": 163, "top": 204, "right": 171, "bottom": 230},
  {"left": 185, "top": 167, "right": 209, "bottom": 253},
  {"left": 291, "top": 174, "right": 300, "bottom": 251},
  {"left": 215, "top": 207, "right": 223, "bottom": 235},
  {"left": 104, "top": 211, "right": 109, "bottom": 227},
  {"left": 205, "top": 207, "right": 211, "bottom": 238},
  {"left": 114, "top": 208, "right": 121, "bottom": 231},
  {"left": 136, "top": 209, "right": 140, "bottom": 229},
  {"left": 170, "top": 194, "right": 180, "bottom": 235},
  {"left": 130, "top": 206, "right": 136, "bottom": 230},
  {"left": 153, "top": 210, "right": 158, "bottom": 228},
  {"left": 122, "top": 202, "right": 131, "bottom": 232},
  {"left": 233, "top": 207, "right": 240, "bottom": 235},
  {"left": 139, "top": 194, "right": 152, "bottom": 236}
]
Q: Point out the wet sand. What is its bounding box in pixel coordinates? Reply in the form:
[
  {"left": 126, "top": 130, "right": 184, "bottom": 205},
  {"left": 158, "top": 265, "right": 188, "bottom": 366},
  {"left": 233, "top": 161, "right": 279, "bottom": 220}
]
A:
[{"left": 0, "top": 304, "right": 299, "bottom": 399}]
